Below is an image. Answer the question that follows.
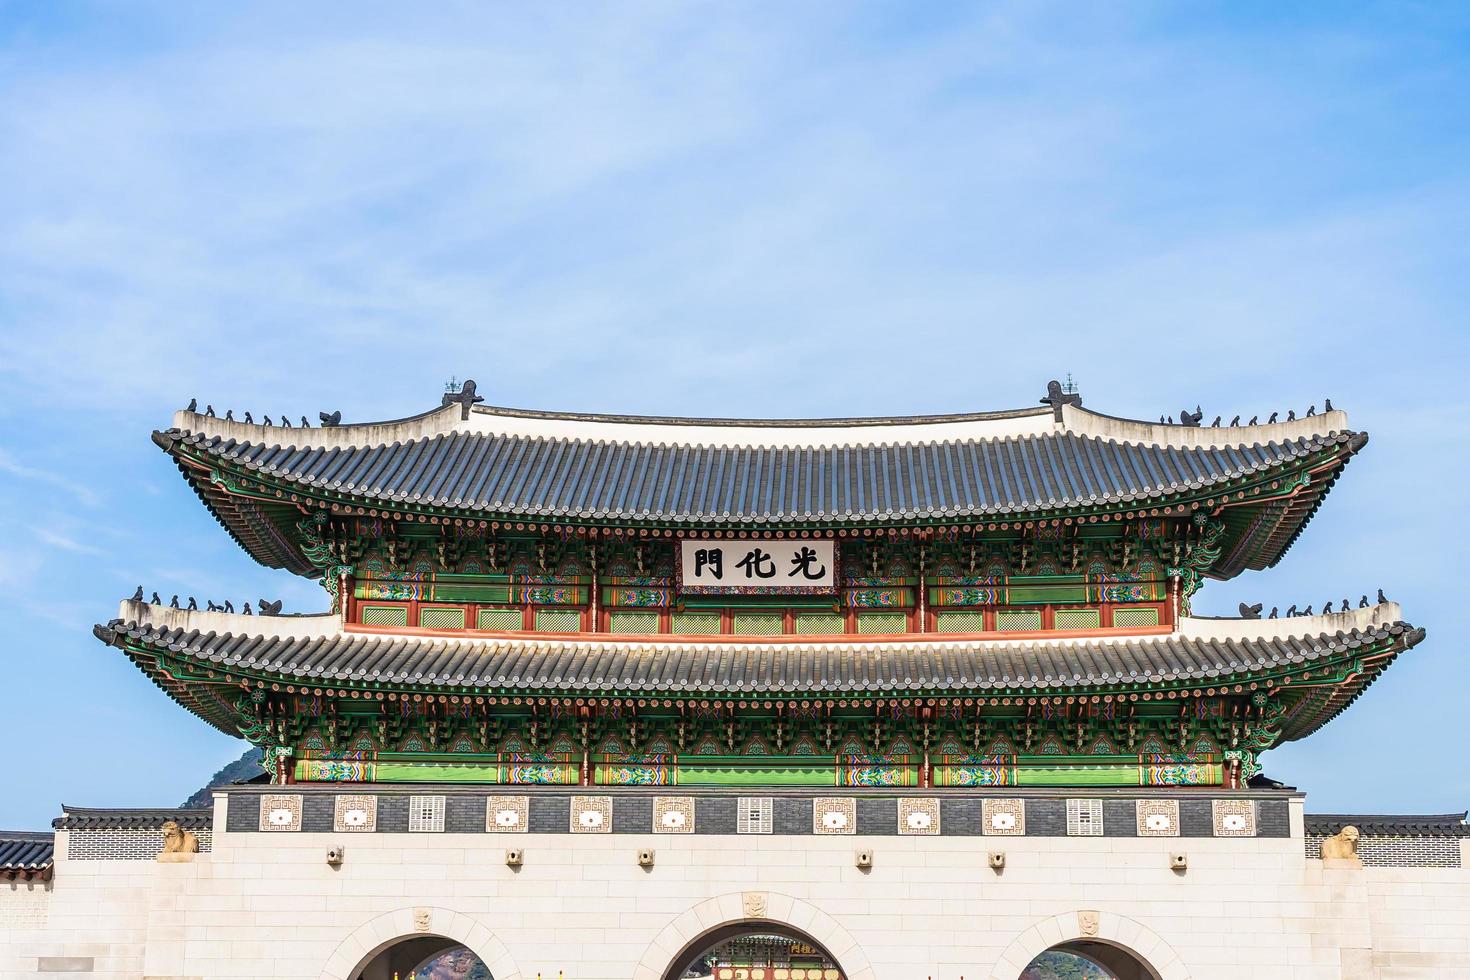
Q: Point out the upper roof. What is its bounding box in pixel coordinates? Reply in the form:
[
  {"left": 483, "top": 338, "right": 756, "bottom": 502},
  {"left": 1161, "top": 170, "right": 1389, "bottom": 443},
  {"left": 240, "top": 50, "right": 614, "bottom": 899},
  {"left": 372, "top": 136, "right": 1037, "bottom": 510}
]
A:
[
  {"left": 154, "top": 385, "right": 1365, "bottom": 576},
  {"left": 96, "top": 599, "right": 1422, "bottom": 744},
  {"left": 0, "top": 831, "right": 53, "bottom": 880}
]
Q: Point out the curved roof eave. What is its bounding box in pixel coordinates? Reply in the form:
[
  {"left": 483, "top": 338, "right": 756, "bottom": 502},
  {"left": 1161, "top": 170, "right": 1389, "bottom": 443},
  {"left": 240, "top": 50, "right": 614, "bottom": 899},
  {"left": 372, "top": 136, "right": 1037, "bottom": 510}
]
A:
[{"left": 96, "top": 600, "right": 1422, "bottom": 742}]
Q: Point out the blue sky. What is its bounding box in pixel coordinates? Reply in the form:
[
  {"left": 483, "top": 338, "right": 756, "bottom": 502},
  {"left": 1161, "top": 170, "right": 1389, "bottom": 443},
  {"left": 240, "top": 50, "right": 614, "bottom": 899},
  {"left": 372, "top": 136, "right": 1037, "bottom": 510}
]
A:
[{"left": 1, "top": 2, "right": 1467, "bottom": 829}]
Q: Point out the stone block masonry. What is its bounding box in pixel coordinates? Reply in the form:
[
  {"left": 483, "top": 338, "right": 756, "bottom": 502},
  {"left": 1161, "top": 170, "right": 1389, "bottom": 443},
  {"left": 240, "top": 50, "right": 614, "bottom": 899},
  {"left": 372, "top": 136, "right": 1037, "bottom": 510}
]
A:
[{"left": 2, "top": 790, "right": 1469, "bottom": 980}]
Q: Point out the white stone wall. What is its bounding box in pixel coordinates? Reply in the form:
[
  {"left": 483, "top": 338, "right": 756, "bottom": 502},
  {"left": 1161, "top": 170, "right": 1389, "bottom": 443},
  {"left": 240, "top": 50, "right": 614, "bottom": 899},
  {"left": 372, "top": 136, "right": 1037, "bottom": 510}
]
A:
[{"left": 4, "top": 805, "right": 1470, "bottom": 980}]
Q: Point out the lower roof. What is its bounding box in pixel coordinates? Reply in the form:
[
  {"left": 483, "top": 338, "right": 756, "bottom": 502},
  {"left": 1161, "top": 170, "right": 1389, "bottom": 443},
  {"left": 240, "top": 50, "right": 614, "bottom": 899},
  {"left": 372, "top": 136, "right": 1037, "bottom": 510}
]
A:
[
  {"left": 0, "top": 832, "right": 54, "bottom": 880},
  {"left": 1305, "top": 813, "right": 1470, "bottom": 837},
  {"left": 52, "top": 807, "right": 213, "bottom": 831},
  {"left": 96, "top": 600, "right": 1422, "bottom": 745}
]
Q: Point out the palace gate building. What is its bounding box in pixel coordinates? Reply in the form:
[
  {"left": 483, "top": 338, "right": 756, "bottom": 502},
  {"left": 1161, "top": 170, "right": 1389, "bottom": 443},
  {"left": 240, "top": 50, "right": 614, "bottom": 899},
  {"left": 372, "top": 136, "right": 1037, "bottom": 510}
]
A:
[{"left": 3, "top": 382, "right": 1468, "bottom": 979}]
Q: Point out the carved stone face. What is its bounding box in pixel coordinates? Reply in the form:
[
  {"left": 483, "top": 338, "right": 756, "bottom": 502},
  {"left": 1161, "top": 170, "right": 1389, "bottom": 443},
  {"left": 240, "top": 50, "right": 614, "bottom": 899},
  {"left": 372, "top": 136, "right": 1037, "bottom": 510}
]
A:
[{"left": 1343, "top": 826, "right": 1360, "bottom": 843}]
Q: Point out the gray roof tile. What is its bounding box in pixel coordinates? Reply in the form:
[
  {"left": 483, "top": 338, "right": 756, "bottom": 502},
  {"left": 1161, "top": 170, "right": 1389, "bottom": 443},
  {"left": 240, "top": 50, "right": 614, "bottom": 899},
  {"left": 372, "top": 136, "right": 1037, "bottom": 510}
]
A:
[
  {"left": 98, "top": 617, "right": 1420, "bottom": 700},
  {"left": 1305, "top": 813, "right": 1470, "bottom": 837},
  {"left": 162, "top": 427, "right": 1359, "bottom": 524},
  {"left": 0, "top": 832, "right": 53, "bottom": 876}
]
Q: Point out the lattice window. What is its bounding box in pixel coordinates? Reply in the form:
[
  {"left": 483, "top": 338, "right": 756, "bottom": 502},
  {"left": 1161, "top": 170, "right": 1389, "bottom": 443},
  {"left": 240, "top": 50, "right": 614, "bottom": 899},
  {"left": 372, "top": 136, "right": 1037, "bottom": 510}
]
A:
[
  {"left": 671, "top": 612, "right": 721, "bottom": 635},
  {"left": 1055, "top": 608, "right": 1102, "bottom": 630},
  {"left": 419, "top": 606, "right": 466, "bottom": 630},
  {"left": 1304, "top": 834, "right": 1463, "bottom": 868},
  {"left": 535, "top": 610, "right": 582, "bottom": 632},
  {"left": 68, "top": 828, "right": 213, "bottom": 860},
  {"left": 737, "top": 797, "right": 773, "bottom": 834},
  {"left": 1113, "top": 606, "right": 1161, "bottom": 628},
  {"left": 408, "top": 796, "right": 446, "bottom": 833},
  {"left": 793, "top": 613, "right": 845, "bottom": 635},
  {"left": 733, "top": 612, "right": 783, "bottom": 636},
  {"left": 360, "top": 605, "right": 408, "bottom": 628},
  {"left": 609, "top": 611, "right": 660, "bottom": 634},
  {"left": 477, "top": 608, "right": 523, "bottom": 631},
  {"left": 1066, "top": 799, "right": 1104, "bottom": 836},
  {"left": 936, "top": 611, "right": 987, "bottom": 633},
  {"left": 856, "top": 612, "right": 906, "bottom": 634},
  {"left": 996, "top": 610, "right": 1043, "bottom": 631}
]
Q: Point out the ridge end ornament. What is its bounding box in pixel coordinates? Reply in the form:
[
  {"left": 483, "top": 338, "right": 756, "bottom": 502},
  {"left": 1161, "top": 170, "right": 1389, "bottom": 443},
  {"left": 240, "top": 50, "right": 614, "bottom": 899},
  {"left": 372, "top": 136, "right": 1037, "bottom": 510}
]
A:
[
  {"left": 443, "top": 378, "right": 486, "bottom": 420},
  {"left": 1041, "top": 378, "right": 1083, "bottom": 422}
]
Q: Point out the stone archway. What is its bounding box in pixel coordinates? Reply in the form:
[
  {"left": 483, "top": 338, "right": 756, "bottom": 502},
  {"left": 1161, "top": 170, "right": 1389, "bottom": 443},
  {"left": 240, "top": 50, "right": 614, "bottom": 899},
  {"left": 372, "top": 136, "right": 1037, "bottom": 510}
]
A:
[
  {"left": 632, "top": 893, "right": 874, "bottom": 980},
  {"left": 988, "top": 911, "right": 1187, "bottom": 980},
  {"left": 1020, "top": 940, "right": 1158, "bottom": 980},
  {"left": 319, "top": 907, "right": 522, "bottom": 980}
]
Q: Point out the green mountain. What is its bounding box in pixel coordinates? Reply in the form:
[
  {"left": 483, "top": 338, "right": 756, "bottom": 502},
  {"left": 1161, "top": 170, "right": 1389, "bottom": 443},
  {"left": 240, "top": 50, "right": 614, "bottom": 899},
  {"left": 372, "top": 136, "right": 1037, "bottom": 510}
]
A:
[{"left": 182, "top": 747, "right": 266, "bottom": 809}]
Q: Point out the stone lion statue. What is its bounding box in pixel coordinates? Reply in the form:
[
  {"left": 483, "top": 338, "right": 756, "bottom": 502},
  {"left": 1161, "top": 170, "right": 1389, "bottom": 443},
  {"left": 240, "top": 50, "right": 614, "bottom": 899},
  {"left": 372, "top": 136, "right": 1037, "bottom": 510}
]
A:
[
  {"left": 1320, "top": 824, "right": 1360, "bottom": 860},
  {"left": 160, "top": 820, "right": 199, "bottom": 855}
]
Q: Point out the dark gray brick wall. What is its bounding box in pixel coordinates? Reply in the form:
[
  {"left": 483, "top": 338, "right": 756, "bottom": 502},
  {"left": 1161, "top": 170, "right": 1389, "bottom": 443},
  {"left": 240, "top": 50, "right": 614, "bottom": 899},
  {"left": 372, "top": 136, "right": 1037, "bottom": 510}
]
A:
[
  {"left": 226, "top": 795, "right": 260, "bottom": 833},
  {"left": 1179, "top": 800, "right": 1214, "bottom": 837},
  {"left": 856, "top": 798, "right": 896, "bottom": 836},
  {"left": 445, "top": 796, "right": 484, "bottom": 834},
  {"left": 1260, "top": 800, "right": 1290, "bottom": 838},
  {"left": 528, "top": 797, "right": 570, "bottom": 834},
  {"left": 774, "top": 798, "right": 812, "bottom": 835},
  {"left": 300, "top": 795, "right": 335, "bottom": 833},
  {"left": 1102, "top": 799, "right": 1134, "bottom": 837},
  {"left": 377, "top": 796, "right": 410, "bottom": 833},
  {"left": 1026, "top": 799, "right": 1066, "bottom": 836},
  {"left": 940, "top": 798, "right": 980, "bottom": 836},
  {"left": 694, "top": 796, "right": 738, "bottom": 835},
  {"left": 613, "top": 796, "right": 652, "bottom": 834}
]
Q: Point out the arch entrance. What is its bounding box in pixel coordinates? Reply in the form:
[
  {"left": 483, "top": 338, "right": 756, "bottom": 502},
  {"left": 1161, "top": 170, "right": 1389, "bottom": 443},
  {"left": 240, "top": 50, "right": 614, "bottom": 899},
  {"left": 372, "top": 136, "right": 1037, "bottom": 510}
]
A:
[
  {"left": 320, "top": 907, "right": 519, "bottom": 980},
  {"left": 663, "top": 923, "right": 847, "bottom": 980},
  {"left": 1020, "top": 940, "right": 1160, "bottom": 980},
  {"left": 351, "top": 936, "right": 493, "bottom": 980}
]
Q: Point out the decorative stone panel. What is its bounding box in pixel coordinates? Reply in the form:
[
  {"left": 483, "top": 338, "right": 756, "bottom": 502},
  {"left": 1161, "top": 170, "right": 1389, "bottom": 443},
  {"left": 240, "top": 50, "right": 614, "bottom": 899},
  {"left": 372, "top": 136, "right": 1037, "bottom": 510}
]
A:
[
  {"left": 571, "top": 796, "right": 612, "bottom": 833},
  {"left": 333, "top": 795, "right": 377, "bottom": 833},
  {"left": 485, "top": 796, "right": 528, "bottom": 833},
  {"left": 1213, "top": 799, "right": 1257, "bottom": 837},
  {"left": 1136, "top": 799, "right": 1180, "bottom": 837},
  {"left": 813, "top": 797, "right": 856, "bottom": 835},
  {"left": 983, "top": 798, "right": 1025, "bottom": 836},
  {"left": 653, "top": 796, "right": 695, "bottom": 834},
  {"left": 897, "top": 798, "right": 940, "bottom": 835},
  {"left": 408, "top": 795, "right": 446, "bottom": 833},
  {"left": 737, "top": 797, "right": 773, "bottom": 834},
  {"left": 259, "top": 794, "right": 302, "bottom": 832},
  {"left": 1066, "top": 799, "right": 1103, "bottom": 836}
]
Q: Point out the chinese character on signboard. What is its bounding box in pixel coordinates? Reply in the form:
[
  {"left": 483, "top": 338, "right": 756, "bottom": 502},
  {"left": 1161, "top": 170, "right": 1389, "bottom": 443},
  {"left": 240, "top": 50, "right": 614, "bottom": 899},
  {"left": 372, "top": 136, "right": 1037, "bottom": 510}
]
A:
[{"left": 678, "top": 539, "right": 836, "bottom": 593}]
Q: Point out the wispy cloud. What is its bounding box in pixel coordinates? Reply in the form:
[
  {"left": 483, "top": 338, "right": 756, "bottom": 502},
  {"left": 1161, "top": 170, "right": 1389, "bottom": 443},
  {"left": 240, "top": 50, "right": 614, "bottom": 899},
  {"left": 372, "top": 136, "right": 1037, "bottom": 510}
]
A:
[
  {"left": 0, "top": 447, "right": 101, "bottom": 506},
  {"left": 34, "top": 527, "right": 104, "bottom": 555}
]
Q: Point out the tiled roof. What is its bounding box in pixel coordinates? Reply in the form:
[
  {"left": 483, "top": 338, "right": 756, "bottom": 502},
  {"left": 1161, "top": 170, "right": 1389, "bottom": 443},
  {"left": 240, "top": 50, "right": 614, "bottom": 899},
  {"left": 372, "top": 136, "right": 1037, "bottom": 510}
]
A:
[
  {"left": 0, "top": 832, "right": 54, "bottom": 879},
  {"left": 52, "top": 807, "right": 213, "bottom": 831},
  {"left": 96, "top": 601, "right": 1422, "bottom": 742},
  {"left": 157, "top": 417, "right": 1361, "bottom": 526},
  {"left": 1306, "top": 813, "right": 1470, "bottom": 837}
]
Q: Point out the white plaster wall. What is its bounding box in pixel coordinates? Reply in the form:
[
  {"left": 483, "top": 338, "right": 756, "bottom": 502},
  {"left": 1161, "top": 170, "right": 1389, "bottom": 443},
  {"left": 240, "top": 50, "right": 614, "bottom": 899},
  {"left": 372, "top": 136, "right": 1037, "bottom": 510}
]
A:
[
  {"left": 0, "top": 879, "right": 53, "bottom": 979},
  {"left": 1362, "top": 864, "right": 1470, "bottom": 979},
  {"left": 3, "top": 832, "right": 154, "bottom": 980},
  {"left": 6, "top": 817, "right": 1470, "bottom": 980}
]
